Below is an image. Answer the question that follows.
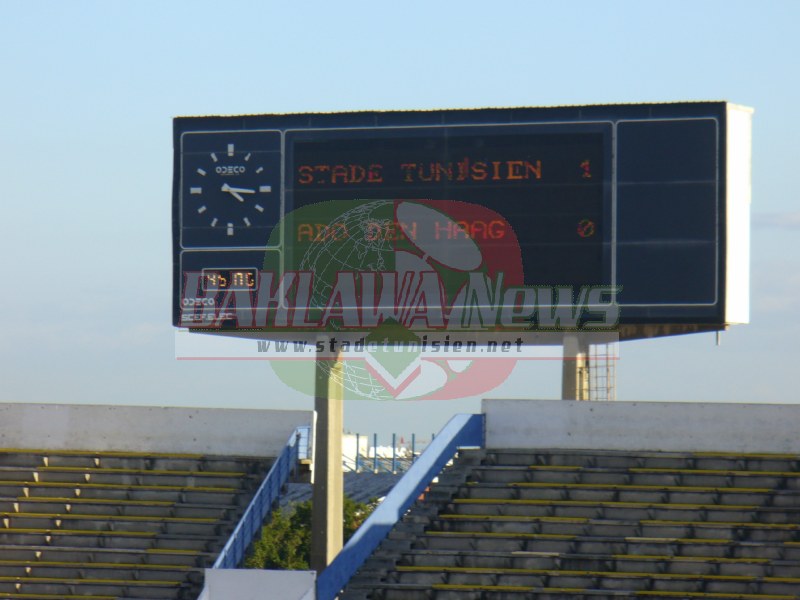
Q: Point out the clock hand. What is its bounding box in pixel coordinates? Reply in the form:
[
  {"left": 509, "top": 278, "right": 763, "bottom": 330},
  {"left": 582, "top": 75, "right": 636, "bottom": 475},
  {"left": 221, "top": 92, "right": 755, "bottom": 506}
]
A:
[
  {"left": 221, "top": 184, "right": 255, "bottom": 194},
  {"left": 221, "top": 183, "right": 252, "bottom": 203}
]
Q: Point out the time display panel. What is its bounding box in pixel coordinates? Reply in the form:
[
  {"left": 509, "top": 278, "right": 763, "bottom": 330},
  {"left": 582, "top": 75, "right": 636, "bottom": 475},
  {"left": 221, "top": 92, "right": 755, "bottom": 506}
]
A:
[
  {"left": 286, "top": 124, "right": 610, "bottom": 288},
  {"left": 180, "top": 130, "right": 282, "bottom": 248},
  {"left": 201, "top": 268, "right": 258, "bottom": 291}
]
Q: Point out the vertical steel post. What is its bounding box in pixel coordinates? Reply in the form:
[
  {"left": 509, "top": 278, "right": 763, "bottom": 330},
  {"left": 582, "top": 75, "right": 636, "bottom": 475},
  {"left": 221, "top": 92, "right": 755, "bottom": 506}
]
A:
[
  {"left": 392, "top": 433, "right": 397, "bottom": 473},
  {"left": 310, "top": 350, "right": 344, "bottom": 572},
  {"left": 561, "top": 333, "right": 590, "bottom": 400}
]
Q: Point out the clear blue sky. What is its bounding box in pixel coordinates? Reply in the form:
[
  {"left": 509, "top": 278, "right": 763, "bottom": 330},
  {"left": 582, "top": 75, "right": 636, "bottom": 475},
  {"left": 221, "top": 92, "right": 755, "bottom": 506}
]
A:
[{"left": 1, "top": 1, "right": 798, "bottom": 438}]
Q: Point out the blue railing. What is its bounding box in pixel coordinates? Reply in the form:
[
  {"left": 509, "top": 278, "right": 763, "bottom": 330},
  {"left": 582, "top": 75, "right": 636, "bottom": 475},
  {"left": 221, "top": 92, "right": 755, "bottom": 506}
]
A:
[
  {"left": 347, "top": 432, "right": 426, "bottom": 474},
  {"left": 296, "top": 424, "right": 311, "bottom": 461},
  {"left": 348, "top": 455, "right": 415, "bottom": 474},
  {"left": 316, "top": 413, "right": 484, "bottom": 600},
  {"left": 213, "top": 425, "right": 310, "bottom": 569}
]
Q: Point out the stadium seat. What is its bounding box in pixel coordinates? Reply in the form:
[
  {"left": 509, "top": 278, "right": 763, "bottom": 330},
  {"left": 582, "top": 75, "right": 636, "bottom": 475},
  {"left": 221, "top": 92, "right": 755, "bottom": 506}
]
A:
[
  {"left": 341, "top": 449, "right": 800, "bottom": 600},
  {"left": 0, "top": 448, "right": 273, "bottom": 600}
]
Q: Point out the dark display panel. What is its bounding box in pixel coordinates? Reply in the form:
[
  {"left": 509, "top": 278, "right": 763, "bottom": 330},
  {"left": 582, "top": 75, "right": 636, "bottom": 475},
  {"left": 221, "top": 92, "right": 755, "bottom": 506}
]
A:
[
  {"left": 172, "top": 102, "right": 746, "bottom": 328},
  {"left": 287, "top": 125, "right": 609, "bottom": 289}
]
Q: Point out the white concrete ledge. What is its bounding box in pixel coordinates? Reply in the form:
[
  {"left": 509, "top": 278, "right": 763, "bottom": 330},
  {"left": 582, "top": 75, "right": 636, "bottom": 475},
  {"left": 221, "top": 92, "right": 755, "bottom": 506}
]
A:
[
  {"left": 0, "top": 403, "right": 312, "bottom": 456},
  {"left": 199, "top": 569, "right": 315, "bottom": 600},
  {"left": 483, "top": 399, "right": 800, "bottom": 453}
]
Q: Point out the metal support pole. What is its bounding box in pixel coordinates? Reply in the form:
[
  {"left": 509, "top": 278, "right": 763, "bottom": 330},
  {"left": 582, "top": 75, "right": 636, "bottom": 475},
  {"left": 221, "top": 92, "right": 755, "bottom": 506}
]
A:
[
  {"left": 391, "top": 433, "right": 397, "bottom": 474},
  {"left": 310, "top": 351, "right": 344, "bottom": 573},
  {"left": 355, "top": 433, "right": 360, "bottom": 472},
  {"left": 562, "top": 333, "right": 590, "bottom": 400},
  {"left": 373, "top": 433, "right": 378, "bottom": 473}
]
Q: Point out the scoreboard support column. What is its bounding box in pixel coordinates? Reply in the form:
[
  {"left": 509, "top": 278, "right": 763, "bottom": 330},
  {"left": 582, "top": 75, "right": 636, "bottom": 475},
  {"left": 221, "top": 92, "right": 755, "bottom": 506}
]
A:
[
  {"left": 561, "top": 334, "right": 590, "bottom": 400},
  {"left": 310, "top": 347, "right": 344, "bottom": 572}
]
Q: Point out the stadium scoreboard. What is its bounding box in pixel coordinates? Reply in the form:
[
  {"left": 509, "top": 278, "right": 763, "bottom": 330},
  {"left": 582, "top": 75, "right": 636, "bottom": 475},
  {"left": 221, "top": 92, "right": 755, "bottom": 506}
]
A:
[{"left": 172, "top": 102, "right": 752, "bottom": 331}]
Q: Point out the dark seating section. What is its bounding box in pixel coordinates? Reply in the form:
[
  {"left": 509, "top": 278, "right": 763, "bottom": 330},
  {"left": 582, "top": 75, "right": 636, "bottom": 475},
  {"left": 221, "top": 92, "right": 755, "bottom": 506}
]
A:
[
  {"left": 342, "top": 449, "right": 800, "bottom": 599},
  {"left": 0, "top": 448, "right": 271, "bottom": 599}
]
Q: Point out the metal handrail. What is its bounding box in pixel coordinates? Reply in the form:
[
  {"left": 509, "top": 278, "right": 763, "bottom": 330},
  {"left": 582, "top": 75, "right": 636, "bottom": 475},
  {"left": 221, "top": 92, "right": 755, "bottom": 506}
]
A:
[
  {"left": 316, "top": 413, "right": 484, "bottom": 600},
  {"left": 212, "top": 426, "right": 310, "bottom": 569}
]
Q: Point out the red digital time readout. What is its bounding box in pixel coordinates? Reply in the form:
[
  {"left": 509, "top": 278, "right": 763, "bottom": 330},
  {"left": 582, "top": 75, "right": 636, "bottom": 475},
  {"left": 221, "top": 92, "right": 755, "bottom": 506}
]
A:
[{"left": 202, "top": 269, "right": 258, "bottom": 291}]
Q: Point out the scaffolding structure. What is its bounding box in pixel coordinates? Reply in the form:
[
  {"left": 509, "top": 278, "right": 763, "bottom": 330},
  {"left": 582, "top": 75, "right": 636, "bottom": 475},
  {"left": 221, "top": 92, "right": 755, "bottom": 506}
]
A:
[{"left": 588, "top": 342, "right": 618, "bottom": 401}]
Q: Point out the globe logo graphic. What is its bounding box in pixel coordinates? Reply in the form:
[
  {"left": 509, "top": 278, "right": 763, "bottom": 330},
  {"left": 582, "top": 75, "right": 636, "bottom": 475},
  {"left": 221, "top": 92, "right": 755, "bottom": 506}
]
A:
[
  {"left": 300, "top": 200, "right": 407, "bottom": 401},
  {"left": 269, "top": 199, "right": 522, "bottom": 401}
]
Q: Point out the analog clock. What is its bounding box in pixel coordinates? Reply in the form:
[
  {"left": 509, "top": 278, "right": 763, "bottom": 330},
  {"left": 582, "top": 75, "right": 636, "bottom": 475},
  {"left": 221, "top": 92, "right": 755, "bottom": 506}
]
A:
[{"left": 180, "top": 130, "right": 282, "bottom": 248}]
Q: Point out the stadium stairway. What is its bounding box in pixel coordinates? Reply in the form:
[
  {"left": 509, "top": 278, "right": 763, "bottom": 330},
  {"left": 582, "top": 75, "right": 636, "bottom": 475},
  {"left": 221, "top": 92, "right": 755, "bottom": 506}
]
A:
[
  {"left": 340, "top": 448, "right": 800, "bottom": 600},
  {"left": 0, "top": 448, "right": 272, "bottom": 600}
]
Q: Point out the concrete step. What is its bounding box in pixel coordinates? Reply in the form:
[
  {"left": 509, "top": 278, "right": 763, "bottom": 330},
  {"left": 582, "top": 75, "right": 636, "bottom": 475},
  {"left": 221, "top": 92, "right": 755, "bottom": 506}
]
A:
[
  {"left": 0, "top": 450, "right": 269, "bottom": 474},
  {"left": 445, "top": 498, "right": 800, "bottom": 524},
  {"left": 0, "top": 529, "right": 217, "bottom": 552},
  {"left": 459, "top": 481, "right": 800, "bottom": 507},
  {"left": 486, "top": 450, "right": 799, "bottom": 474},
  {"left": 0, "top": 480, "right": 244, "bottom": 506},
  {"left": 469, "top": 465, "right": 800, "bottom": 490},
  {"left": 0, "top": 512, "right": 227, "bottom": 536},
  {"left": 1, "top": 496, "right": 231, "bottom": 520},
  {"left": 434, "top": 513, "right": 800, "bottom": 542},
  {"left": 0, "top": 561, "right": 200, "bottom": 583},
  {"left": 0, "top": 576, "right": 187, "bottom": 599},
  {"left": 0, "top": 543, "right": 209, "bottom": 567},
  {"left": 387, "top": 565, "right": 800, "bottom": 595},
  {"left": 395, "top": 549, "right": 800, "bottom": 578},
  {"left": 414, "top": 530, "right": 800, "bottom": 561},
  {"left": 0, "top": 466, "right": 256, "bottom": 489},
  {"left": 369, "top": 581, "right": 800, "bottom": 600}
]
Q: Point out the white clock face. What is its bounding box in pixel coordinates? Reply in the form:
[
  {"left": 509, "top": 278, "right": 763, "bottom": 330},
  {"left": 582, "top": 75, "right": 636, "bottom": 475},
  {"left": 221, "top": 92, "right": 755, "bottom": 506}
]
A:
[{"left": 181, "top": 131, "right": 282, "bottom": 248}]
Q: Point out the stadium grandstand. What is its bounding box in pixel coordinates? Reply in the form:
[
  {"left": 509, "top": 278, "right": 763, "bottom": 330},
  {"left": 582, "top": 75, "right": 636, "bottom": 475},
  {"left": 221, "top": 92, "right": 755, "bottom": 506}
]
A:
[
  {"left": 0, "top": 403, "right": 311, "bottom": 600},
  {"left": 2, "top": 400, "right": 798, "bottom": 600},
  {"left": 328, "top": 400, "right": 800, "bottom": 600}
]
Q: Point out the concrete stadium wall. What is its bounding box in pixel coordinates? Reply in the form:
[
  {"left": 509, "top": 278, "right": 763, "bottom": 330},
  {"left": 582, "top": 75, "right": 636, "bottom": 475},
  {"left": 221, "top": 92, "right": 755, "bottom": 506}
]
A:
[
  {"left": 0, "top": 403, "right": 312, "bottom": 456},
  {"left": 199, "top": 569, "right": 315, "bottom": 600},
  {"left": 483, "top": 399, "right": 800, "bottom": 453}
]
